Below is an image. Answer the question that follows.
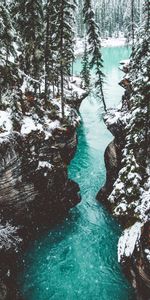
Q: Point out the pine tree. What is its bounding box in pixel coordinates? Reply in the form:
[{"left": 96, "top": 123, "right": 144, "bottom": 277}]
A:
[
  {"left": 75, "top": 0, "right": 143, "bottom": 40},
  {"left": 142, "top": 0, "right": 150, "bottom": 162},
  {"left": 83, "top": 0, "right": 107, "bottom": 112},
  {"left": 76, "top": 0, "right": 84, "bottom": 37},
  {"left": 143, "top": 0, "right": 150, "bottom": 31},
  {"left": 127, "top": 0, "right": 150, "bottom": 165},
  {"left": 0, "top": 3, "right": 17, "bottom": 98},
  {"left": 56, "top": 0, "right": 76, "bottom": 118},
  {"left": 0, "top": 3, "right": 16, "bottom": 66},
  {"left": 131, "top": 0, "right": 135, "bottom": 51},
  {"left": 80, "top": 40, "right": 90, "bottom": 91},
  {"left": 13, "top": 0, "right": 44, "bottom": 85},
  {"left": 44, "top": 0, "right": 57, "bottom": 98}
]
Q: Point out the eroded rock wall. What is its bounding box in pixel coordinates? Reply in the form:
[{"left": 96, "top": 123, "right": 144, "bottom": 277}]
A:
[{"left": 0, "top": 129, "right": 80, "bottom": 228}]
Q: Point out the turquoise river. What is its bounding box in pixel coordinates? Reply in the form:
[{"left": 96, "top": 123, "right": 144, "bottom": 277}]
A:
[{"left": 19, "top": 46, "right": 135, "bottom": 300}]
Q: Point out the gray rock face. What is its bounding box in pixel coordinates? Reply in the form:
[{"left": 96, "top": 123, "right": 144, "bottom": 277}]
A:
[
  {"left": 96, "top": 140, "right": 119, "bottom": 205},
  {"left": 0, "top": 281, "right": 7, "bottom": 300},
  {"left": 0, "top": 118, "right": 83, "bottom": 300},
  {"left": 0, "top": 127, "right": 81, "bottom": 300},
  {"left": 0, "top": 126, "right": 80, "bottom": 228},
  {"left": 0, "top": 72, "right": 87, "bottom": 298},
  {"left": 96, "top": 112, "right": 124, "bottom": 207},
  {"left": 97, "top": 114, "right": 150, "bottom": 299}
]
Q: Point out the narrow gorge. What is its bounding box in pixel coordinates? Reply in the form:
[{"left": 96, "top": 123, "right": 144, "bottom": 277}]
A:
[
  {"left": 0, "top": 1, "right": 149, "bottom": 299},
  {"left": 97, "top": 28, "right": 150, "bottom": 299},
  {"left": 0, "top": 75, "right": 88, "bottom": 299},
  {"left": 18, "top": 47, "right": 135, "bottom": 300}
]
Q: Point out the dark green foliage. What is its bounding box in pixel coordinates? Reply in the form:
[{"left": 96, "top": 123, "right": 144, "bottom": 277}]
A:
[
  {"left": 56, "top": 0, "right": 76, "bottom": 76},
  {"left": 0, "top": 3, "right": 18, "bottom": 97},
  {"left": 76, "top": 0, "right": 144, "bottom": 40},
  {"left": 44, "top": 0, "right": 57, "bottom": 97},
  {"left": 56, "top": 0, "right": 76, "bottom": 117},
  {"left": 80, "top": 41, "right": 90, "bottom": 91},
  {"left": 1, "top": 0, "right": 78, "bottom": 119},
  {"left": 143, "top": 0, "right": 150, "bottom": 30},
  {"left": 0, "top": 3, "right": 16, "bottom": 64},
  {"left": 103, "top": 1, "right": 150, "bottom": 221},
  {"left": 12, "top": 0, "right": 44, "bottom": 79},
  {"left": 83, "top": 0, "right": 107, "bottom": 112}
]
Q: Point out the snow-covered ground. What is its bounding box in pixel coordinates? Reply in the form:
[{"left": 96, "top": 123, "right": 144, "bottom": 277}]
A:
[
  {"left": 0, "top": 110, "right": 12, "bottom": 135},
  {"left": 102, "top": 37, "right": 127, "bottom": 48},
  {"left": 21, "top": 115, "right": 61, "bottom": 139},
  {"left": 103, "top": 33, "right": 150, "bottom": 265},
  {"left": 0, "top": 76, "right": 85, "bottom": 143},
  {"left": 118, "top": 222, "right": 143, "bottom": 262},
  {"left": 0, "top": 222, "right": 22, "bottom": 251}
]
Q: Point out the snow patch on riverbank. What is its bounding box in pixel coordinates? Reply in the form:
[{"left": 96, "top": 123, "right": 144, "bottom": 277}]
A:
[
  {"left": 102, "top": 38, "right": 127, "bottom": 48},
  {"left": 0, "top": 110, "right": 12, "bottom": 136},
  {"left": 0, "top": 75, "right": 85, "bottom": 142},
  {"left": 75, "top": 37, "right": 128, "bottom": 56},
  {"left": 118, "top": 222, "right": 143, "bottom": 262},
  {"left": 0, "top": 222, "right": 22, "bottom": 251}
]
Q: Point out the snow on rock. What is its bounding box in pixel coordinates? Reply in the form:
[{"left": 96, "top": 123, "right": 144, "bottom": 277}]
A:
[
  {"left": 19, "top": 69, "right": 40, "bottom": 93},
  {"left": 0, "top": 81, "right": 84, "bottom": 161},
  {"left": 104, "top": 109, "right": 123, "bottom": 126},
  {"left": 119, "top": 59, "right": 130, "bottom": 72},
  {"left": 145, "top": 249, "right": 150, "bottom": 262},
  {"left": 118, "top": 222, "right": 143, "bottom": 262},
  {"left": 21, "top": 116, "right": 41, "bottom": 135},
  {"left": 120, "top": 59, "right": 130, "bottom": 65},
  {"left": 42, "top": 118, "right": 60, "bottom": 140},
  {"left": 135, "top": 176, "right": 150, "bottom": 222},
  {"left": 37, "top": 161, "right": 53, "bottom": 171},
  {"left": 0, "top": 110, "right": 12, "bottom": 135},
  {"left": 0, "top": 222, "right": 22, "bottom": 251},
  {"left": 47, "top": 119, "right": 60, "bottom": 130},
  {"left": 51, "top": 98, "right": 81, "bottom": 127},
  {"left": 21, "top": 116, "right": 60, "bottom": 138},
  {"left": 0, "top": 109, "right": 62, "bottom": 142},
  {"left": 63, "top": 76, "right": 86, "bottom": 103},
  {"left": 104, "top": 107, "right": 130, "bottom": 132},
  {"left": 114, "top": 201, "right": 127, "bottom": 215},
  {"left": 69, "top": 77, "right": 85, "bottom": 97}
]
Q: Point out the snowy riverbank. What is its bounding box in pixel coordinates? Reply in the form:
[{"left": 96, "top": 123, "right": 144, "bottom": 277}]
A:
[{"left": 75, "top": 37, "right": 129, "bottom": 56}]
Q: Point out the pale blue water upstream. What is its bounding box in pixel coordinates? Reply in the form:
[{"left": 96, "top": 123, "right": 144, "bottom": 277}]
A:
[{"left": 19, "top": 46, "right": 135, "bottom": 300}]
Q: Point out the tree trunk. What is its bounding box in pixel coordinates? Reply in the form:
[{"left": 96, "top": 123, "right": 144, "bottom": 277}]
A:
[
  {"left": 131, "top": 0, "right": 135, "bottom": 52},
  {"left": 45, "top": 0, "right": 50, "bottom": 98},
  {"left": 144, "top": 97, "right": 150, "bottom": 166},
  {"left": 60, "top": 0, "right": 65, "bottom": 118},
  {"left": 100, "top": 81, "right": 107, "bottom": 112}
]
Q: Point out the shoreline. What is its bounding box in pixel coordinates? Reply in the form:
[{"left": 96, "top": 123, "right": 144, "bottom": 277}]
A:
[{"left": 75, "top": 37, "right": 130, "bottom": 56}]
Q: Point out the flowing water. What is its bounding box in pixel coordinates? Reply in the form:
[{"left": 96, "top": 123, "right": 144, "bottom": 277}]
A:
[{"left": 19, "top": 46, "right": 135, "bottom": 300}]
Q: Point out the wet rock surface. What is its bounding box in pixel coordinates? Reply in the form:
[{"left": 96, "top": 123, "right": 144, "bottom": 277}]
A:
[
  {"left": 0, "top": 127, "right": 80, "bottom": 300},
  {"left": 96, "top": 139, "right": 120, "bottom": 206},
  {"left": 97, "top": 113, "right": 150, "bottom": 300},
  {"left": 0, "top": 85, "right": 87, "bottom": 299},
  {"left": 97, "top": 49, "right": 150, "bottom": 299},
  {"left": 0, "top": 128, "right": 80, "bottom": 227}
]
